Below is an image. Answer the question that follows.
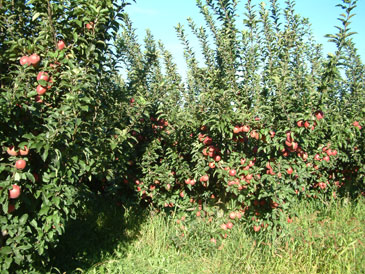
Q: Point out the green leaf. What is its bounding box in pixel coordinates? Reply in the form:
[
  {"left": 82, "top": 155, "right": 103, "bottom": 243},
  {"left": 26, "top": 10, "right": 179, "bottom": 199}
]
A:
[
  {"left": 32, "top": 12, "right": 41, "bottom": 21},
  {"left": 0, "top": 246, "right": 12, "bottom": 255}
]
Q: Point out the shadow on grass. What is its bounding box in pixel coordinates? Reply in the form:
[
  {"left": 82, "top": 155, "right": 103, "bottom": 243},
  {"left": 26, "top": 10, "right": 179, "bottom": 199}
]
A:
[{"left": 47, "top": 191, "right": 148, "bottom": 273}]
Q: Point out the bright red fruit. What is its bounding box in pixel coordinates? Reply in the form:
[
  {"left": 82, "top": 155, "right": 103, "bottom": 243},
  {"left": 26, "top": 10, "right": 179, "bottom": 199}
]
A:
[
  {"left": 36, "top": 85, "right": 47, "bottom": 95},
  {"left": 229, "top": 212, "right": 236, "bottom": 220},
  {"left": 287, "top": 167, "right": 293, "bottom": 175},
  {"left": 229, "top": 169, "right": 236, "bottom": 176},
  {"left": 86, "top": 22, "right": 94, "bottom": 29},
  {"left": 297, "top": 120, "right": 304, "bottom": 127},
  {"left": 9, "top": 185, "right": 21, "bottom": 199},
  {"left": 37, "top": 71, "right": 49, "bottom": 82},
  {"left": 226, "top": 222, "right": 233, "bottom": 229},
  {"left": 214, "top": 155, "right": 221, "bottom": 162},
  {"left": 19, "top": 56, "right": 30, "bottom": 66},
  {"left": 29, "top": 54, "right": 40, "bottom": 66},
  {"left": 15, "top": 159, "right": 26, "bottom": 170},
  {"left": 209, "top": 162, "right": 216, "bottom": 169},
  {"left": 57, "top": 40, "right": 66, "bottom": 50},
  {"left": 19, "top": 145, "right": 29, "bottom": 156},
  {"left": 315, "top": 110, "right": 324, "bottom": 120},
  {"left": 241, "top": 125, "right": 250, "bottom": 132},
  {"left": 200, "top": 175, "right": 209, "bottom": 182},
  {"left": 233, "top": 126, "right": 241, "bottom": 134},
  {"left": 7, "top": 146, "right": 18, "bottom": 156},
  {"left": 304, "top": 121, "right": 310, "bottom": 128},
  {"left": 253, "top": 225, "right": 261, "bottom": 232}
]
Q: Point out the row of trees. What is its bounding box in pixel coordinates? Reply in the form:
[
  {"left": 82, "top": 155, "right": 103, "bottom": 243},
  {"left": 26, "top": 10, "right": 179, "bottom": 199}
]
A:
[{"left": 0, "top": 0, "right": 364, "bottom": 272}]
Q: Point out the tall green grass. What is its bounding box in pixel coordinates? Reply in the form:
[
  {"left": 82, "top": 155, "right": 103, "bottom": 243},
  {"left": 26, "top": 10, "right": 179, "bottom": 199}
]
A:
[{"left": 49, "top": 197, "right": 365, "bottom": 274}]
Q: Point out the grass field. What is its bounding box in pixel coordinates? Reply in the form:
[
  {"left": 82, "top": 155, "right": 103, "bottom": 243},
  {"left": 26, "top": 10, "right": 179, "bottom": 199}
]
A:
[{"left": 48, "top": 196, "right": 365, "bottom": 274}]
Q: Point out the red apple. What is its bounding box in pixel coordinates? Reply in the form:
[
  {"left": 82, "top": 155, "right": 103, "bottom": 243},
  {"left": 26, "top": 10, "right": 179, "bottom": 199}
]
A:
[
  {"left": 229, "top": 212, "right": 236, "bottom": 220},
  {"left": 19, "top": 56, "right": 30, "bottom": 66},
  {"left": 19, "top": 145, "right": 29, "bottom": 156},
  {"left": 233, "top": 126, "right": 241, "bottom": 134},
  {"left": 15, "top": 159, "right": 26, "bottom": 170},
  {"left": 57, "top": 40, "right": 66, "bottom": 50},
  {"left": 29, "top": 53, "right": 40, "bottom": 66},
  {"left": 35, "top": 95, "right": 43, "bottom": 103},
  {"left": 241, "top": 125, "right": 250, "bottom": 133},
  {"left": 315, "top": 110, "right": 324, "bottom": 120},
  {"left": 209, "top": 162, "right": 216, "bottom": 169},
  {"left": 253, "top": 225, "right": 261, "bottom": 232},
  {"left": 86, "top": 22, "right": 94, "bottom": 29},
  {"left": 229, "top": 169, "right": 236, "bottom": 176},
  {"left": 9, "top": 184, "right": 21, "bottom": 199},
  {"left": 200, "top": 175, "right": 209, "bottom": 182},
  {"left": 37, "top": 71, "right": 49, "bottom": 82},
  {"left": 220, "top": 223, "right": 228, "bottom": 230},
  {"left": 8, "top": 203, "right": 15, "bottom": 213},
  {"left": 297, "top": 120, "right": 304, "bottom": 127},
  {"left": 304, "top": 121, "right": 310, "bottom": 128},
  {"left": 36, "top": 85, "right": 47, "bottom": 95},
  {"left": 226, "top": 222, "right": 233, "bottom": 229},
  {"left": 214, "top": 155, "right": 221, "bottom": 162},
  {"left": 287, "top": 167, "right": 293, "bottom": 175},
  {"left": 7, "top": 146, "right": 18, "bottom": 156}
]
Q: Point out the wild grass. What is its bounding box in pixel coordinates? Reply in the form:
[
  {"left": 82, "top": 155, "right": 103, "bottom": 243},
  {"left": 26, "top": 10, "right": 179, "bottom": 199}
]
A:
[{"left": 49, "top": 196, "right": 365, "bottom": 274}]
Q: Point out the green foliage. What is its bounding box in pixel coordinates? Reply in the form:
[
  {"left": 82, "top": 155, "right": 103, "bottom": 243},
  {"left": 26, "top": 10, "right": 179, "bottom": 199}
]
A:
[
  {"left": 0, "top": 0, "right": 364, "bottom": 271},
  {"left": 117, "top": 0, "right": 364, "bottom": 235},
  {"left": 0, "top": 0, "right": 136, "bottom": 272}
]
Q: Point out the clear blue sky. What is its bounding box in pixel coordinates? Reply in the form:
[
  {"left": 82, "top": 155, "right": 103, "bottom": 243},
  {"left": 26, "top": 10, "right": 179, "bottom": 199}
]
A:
[{"left": 125, "top": 0, "right": 365, "bottom": 76}]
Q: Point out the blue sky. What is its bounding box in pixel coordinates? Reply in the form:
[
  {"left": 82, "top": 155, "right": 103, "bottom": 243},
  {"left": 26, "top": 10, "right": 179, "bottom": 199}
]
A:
[{"left": 125, "top": 0, "right": 365, "bottom": 76}]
